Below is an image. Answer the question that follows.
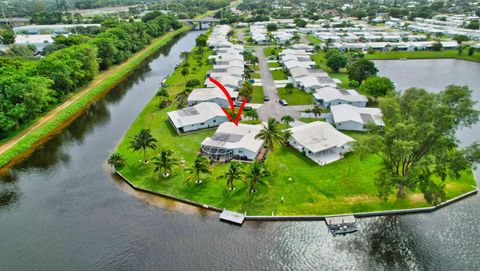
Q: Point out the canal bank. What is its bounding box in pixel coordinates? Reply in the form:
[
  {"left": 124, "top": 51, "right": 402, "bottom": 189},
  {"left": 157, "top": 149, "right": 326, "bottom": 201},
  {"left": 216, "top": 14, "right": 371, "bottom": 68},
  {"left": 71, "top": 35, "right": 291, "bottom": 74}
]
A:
[
  {"left": 116, "top": 169, "right": 478, "bottom": 220},
  {"left": 0, "top": 25, "right": 193, "bottom": 170}
]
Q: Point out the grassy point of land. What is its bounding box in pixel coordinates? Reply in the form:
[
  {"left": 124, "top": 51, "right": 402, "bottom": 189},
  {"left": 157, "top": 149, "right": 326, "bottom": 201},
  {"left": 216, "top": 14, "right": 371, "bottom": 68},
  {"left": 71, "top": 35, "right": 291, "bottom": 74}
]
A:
[{"left": 114, "top": 28, "right": 477, "bottom": 216}]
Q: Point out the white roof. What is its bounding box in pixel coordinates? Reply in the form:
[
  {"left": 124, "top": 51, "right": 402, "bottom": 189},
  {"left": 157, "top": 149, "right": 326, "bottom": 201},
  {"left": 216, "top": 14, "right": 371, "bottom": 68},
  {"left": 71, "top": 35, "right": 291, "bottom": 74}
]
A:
[
  {"left": 188, "top": 88, "right": 238, "bottom": 103},
  {"left": 295, "top": 76, "right": 322, "bottom": 88},
  {"left": 313, "top": 87, "right": 368, "bottom": 103},
  {"left": 15, "top": 34, "right": 53, "bottom": 45},
  {"left": 289, "top": 121, "right": 355, "bottom": 153},
  {"left": 167, "top": 102, "right": 226, "bottom": 128},
  {"left": 284, "top": 59, "right": 315, "bottom": 69},
  {"left": 280, "top": 49, "right": 311, "bottom": 56},
  {"left": 205, "top": 75, "right": 241, "bottom": 89},
  {"left": 201, "top": 122, "right": 264, "bottom": 153},
  {"left": 331, "top": 104, "right": 384, "bottom": 126},
  {"left": 289, "top": 67, "right": 328, "bottom": 78}
]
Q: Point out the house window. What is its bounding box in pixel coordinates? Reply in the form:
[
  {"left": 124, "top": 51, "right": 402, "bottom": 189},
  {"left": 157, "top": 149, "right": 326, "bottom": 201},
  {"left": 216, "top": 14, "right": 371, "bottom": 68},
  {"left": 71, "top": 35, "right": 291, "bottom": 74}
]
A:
[
  {"left": 201, "top": 122, "right": 205, "bottom": 125},
  {"left": 213, "top": 120, "right": 216, "bottom": 123}
]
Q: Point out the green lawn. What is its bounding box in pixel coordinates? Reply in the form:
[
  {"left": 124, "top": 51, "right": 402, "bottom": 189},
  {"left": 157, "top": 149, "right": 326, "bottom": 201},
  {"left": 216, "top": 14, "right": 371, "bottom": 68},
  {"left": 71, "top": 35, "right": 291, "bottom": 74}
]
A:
[
  {"left": 271, "top": 69, "right": 288, "bottom": 80},
  {"left": 277, "top": 87, "right": 314, "bottom": 105},
  {"left": 305, "top": 35, "right": 322, "bottom": 44},
  {"left": 251, "top": 73, "right": 261, "bottom": 79},
  {"left": 299, "top": 118, "right": 325, "bottom": 123},
  {"left": 365, "top": 49, "right": 480, "bottom": 63},
  {"left": 264, "top": 47, "right": 281, "bottom": 58},
  {"left": 268, "top": 62, "right": 281, "bottom": 68},
  {"left": 251, "top": 86, "right": 264, "bottom": 103},
  {"left": 114, "top": 33, "right": 477, "bottom": 216}
]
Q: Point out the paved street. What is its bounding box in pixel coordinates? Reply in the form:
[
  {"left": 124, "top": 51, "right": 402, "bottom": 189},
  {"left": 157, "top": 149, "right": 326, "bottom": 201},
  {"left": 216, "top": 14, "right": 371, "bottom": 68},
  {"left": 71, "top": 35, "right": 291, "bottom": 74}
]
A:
[{"left": 254, "top": 46, "right": 303, "bottom": 121}]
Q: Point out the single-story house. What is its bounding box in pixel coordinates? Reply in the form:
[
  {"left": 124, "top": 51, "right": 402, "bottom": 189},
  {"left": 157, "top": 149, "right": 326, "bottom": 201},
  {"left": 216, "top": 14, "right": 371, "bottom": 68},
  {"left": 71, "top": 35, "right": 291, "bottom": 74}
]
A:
[
  {"left": 294, "top": 76, "right": 323, "bottom": 93},
  {"left": 330, "top": 104, "right": 384, "bottom": 131},
  {"left": 201, "top": 122, "right": 264, "bottom": 161},
  {"left": 187, "top": 88, "right": 238, "bottom": 108},
  {"left": 313, "top": 87, "right": 368, "bottom": 108},
  {"left": 288, "top": 121, "right": 355, "bottom": 165},
  {"left": 209, "top": 66, "right": 244, "bottom": 77},
  {"left": 291, "top": 43, "right": 315, "bottom": 51},
  {"left": 205, "top": 75, "right": 242, "bottom": 90},
  {"left": 167, "top": 102, "right": 228, "bottom": 133}
]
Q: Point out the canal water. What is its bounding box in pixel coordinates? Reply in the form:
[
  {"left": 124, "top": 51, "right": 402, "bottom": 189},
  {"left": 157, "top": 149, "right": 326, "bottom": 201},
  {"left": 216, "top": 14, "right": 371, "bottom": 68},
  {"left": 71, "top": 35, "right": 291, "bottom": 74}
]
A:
[{"left": 0, "top": 30, "right": 479, "bottom": 270}]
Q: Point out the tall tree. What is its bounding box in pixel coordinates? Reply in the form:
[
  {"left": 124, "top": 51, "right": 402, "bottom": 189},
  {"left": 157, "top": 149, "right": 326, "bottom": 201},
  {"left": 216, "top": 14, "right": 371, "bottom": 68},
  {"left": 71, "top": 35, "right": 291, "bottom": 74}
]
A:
[
  {"left": 359, "top": 76, "right": 395, "bottom": 102},
  {"left": 355, "top": 86, "right": 480, "bottom": 204},
  {"left": 218, "top": 161, "right": 245, "bottom": 190},
  {"left": 185, "top": 155, "right": 212, "bottom": 184},
  {"left": 153, "top": 149, "right": 180, "bottom": 177},
  {"left": 326, "top": 53, "right": 348, "bottom": 72},
  {"left": 130, "top": 129, "right": 158, "bottom": 164},
  {"left": 246, "top": 161, "right": 270, "bottom": 193},
  {"left": 181, "top": 64, "right": 190, "bottom": 84},
  {"left": 347, "top": 58, "right": 378, "bottom": 83},
  {"left": 281, "top": 115, "right": 294, "bottom": 126},
  {"left": 255, "top": 118, "right": 284, "bottom": 150}
]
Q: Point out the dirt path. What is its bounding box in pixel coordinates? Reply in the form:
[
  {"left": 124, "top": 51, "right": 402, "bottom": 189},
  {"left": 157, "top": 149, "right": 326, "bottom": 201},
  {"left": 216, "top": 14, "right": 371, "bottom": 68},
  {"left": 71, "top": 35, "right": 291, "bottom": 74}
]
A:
[{"left": 0, "top": 28, "right": 185, "bottom": 157}]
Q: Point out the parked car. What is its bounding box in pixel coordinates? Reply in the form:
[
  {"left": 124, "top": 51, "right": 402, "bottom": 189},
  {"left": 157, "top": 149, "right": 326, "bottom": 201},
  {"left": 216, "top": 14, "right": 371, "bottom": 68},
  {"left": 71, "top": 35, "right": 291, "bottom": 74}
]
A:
[
  {"left": 264, "top": 95, "right": 270, "bottom": 101},
  {"left": 279, "top": 99, "right": 288, "bottom": 106}
]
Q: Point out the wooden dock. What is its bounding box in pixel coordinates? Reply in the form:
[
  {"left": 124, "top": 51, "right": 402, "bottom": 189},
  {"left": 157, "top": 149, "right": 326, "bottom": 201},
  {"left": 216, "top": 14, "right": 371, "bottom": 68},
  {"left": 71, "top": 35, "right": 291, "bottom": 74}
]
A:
[
  {"left": 219, "top": 210, "right": 245, "bottom": 225},
  {"left": 325, "top": 215, "right": 356, "bottom": 226}
]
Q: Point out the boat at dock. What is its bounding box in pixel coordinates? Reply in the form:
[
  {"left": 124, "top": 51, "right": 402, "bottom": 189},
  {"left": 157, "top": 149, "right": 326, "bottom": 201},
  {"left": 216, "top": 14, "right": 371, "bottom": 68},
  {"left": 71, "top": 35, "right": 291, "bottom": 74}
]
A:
[{"left": 325, "top": 215, "right": 357, "bottom": 236}]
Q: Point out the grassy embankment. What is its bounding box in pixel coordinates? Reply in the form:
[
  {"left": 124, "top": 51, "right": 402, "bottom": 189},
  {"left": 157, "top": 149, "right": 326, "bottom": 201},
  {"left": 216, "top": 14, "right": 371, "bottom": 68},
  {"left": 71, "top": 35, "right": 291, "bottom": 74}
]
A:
[
  {"left": 0, "top": 25, "right": 193, "bottom": 169},
  {"left": 116, "top": 38, "right": 476, "bottom": 216}
]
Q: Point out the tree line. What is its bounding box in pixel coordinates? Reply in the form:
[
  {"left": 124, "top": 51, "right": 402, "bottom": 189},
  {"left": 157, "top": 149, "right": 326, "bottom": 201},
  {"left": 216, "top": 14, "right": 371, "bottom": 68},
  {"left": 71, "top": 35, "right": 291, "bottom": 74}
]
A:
[{"left": 0, "top": 13, "right": 181, "bottom": 139}]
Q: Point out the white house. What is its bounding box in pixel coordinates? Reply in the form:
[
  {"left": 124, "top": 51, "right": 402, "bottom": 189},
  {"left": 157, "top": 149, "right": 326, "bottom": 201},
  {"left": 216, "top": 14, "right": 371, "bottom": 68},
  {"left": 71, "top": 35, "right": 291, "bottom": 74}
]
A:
[
  {"left": 205, "top": 75, "right": 242, "bottom": 90},
  {"left": 12, "top": 34, "right": 54, "bottom": 51},
  {"left": 330, "top": 104, "right": 384, "bottom": 131},
  {"left": 167, "top": 102, "right": 228, "bottom": 133},
  {"left": 187, "top": 88, "right": 238, "bottom": 108},
  {"left": 313, "top": 87, "right": 368, "bottom": 108},
  {"left": 201, "top": 123, "right": 264, "bottom": 161},
  {"left": 288, "top": 121, "right": 355, "bottom": 165}
]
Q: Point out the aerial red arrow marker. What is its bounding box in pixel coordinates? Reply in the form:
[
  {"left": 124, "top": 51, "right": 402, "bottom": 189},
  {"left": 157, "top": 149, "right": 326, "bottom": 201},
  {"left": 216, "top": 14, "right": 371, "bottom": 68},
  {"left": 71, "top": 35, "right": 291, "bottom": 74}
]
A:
[{"left": 208, "top": 77, "right": 247, "bottom": 126}]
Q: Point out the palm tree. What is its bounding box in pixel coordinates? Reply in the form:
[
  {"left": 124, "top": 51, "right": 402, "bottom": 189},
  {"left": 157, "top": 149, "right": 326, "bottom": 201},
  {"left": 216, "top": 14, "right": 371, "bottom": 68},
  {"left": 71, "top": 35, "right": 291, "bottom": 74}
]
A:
[
  {"left": 153, "top": 149, "right": 180, "bottom": 178},
  {"left": 180, "top": 51, "right": 190, "bottom": 62},
  {"left": 181, "top": 65, "right": 190, "bottom": 84},
  {"left": 185, "top": 155, "right": 212, "bottom": 184},
  {"left": 239, "top": 81, "right": 253, "bottom": 99},
  {"left": 130, "top": 129, "right": 157, "bottom": 164},
  {"left": 218, "top": 161, "right": 244, "bottom": 190},
  {"left": 281, "top": 115, "right": 294, "bottom": 126},
  {"left": 108, "top": 152, "right": 126, "bottom": 170},
  {"left": 251, "top": 56, "right": 258, "bottom": 69},
  {"left": 312, "top": 105, "right": 324, "bottom": 118},
  {"left": 244, "top": 109, "right": 258, "bottom": 121},
  {"left": 282, "top": 129, "right": 292, "bottom": 145},
  {"left": 246, "top": 161, "right": 270, "bottom": 193},
  {"left": 255, "top": 118, "right": 284, "bottom": 150}
]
